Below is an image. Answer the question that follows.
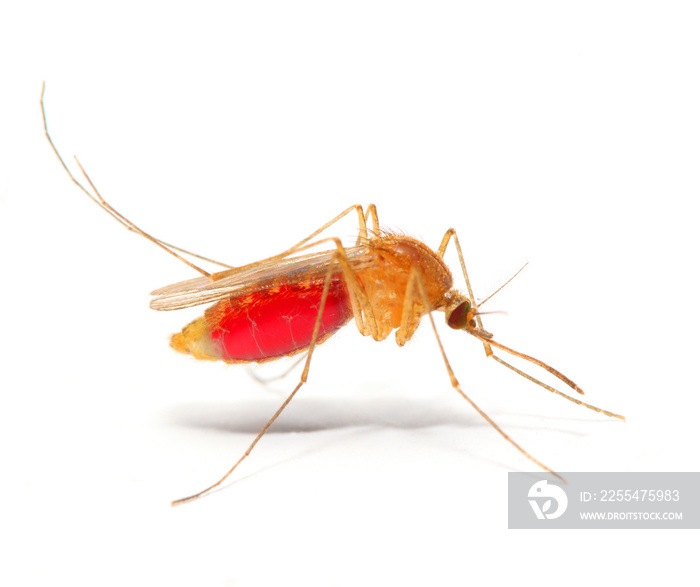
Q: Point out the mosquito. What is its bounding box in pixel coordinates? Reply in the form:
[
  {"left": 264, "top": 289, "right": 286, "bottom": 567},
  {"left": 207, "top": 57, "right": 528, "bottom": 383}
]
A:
[{"left": 41, "top": 84, "right": 624, "bottom": 505}]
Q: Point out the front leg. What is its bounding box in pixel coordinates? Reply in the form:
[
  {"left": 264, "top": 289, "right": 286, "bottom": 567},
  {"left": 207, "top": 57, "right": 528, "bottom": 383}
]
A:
[{"left": 394, "top": 267, "right": 426, "bottom": 346}]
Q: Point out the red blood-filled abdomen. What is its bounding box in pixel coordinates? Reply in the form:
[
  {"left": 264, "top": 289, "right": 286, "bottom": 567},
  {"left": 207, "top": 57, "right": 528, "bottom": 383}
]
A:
[{"left": 171, "top": 278, "right": 353, "bottom": 363}]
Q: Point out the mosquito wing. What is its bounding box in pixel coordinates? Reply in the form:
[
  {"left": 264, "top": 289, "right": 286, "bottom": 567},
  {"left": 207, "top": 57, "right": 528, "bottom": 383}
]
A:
[{"left": 150, "top": 246, "right": 371, "bottom": 311}]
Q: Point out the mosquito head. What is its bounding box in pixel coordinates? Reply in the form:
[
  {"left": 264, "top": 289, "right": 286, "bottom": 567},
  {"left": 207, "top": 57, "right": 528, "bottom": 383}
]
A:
[
  {"left": 443, "top": 291, "right": 494, "bottom": 339},
  {"left": 445, "top": 297, "right": 475, "bottom": 330}
]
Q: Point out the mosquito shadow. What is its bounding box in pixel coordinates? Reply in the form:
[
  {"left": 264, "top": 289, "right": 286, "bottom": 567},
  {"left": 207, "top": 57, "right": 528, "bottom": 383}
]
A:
[{"left": 160, "top": 394, "right": 583, "bottom": 437}]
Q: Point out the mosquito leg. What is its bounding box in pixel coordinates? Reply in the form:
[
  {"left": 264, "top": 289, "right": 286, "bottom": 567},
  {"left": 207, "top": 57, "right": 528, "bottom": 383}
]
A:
[
  {"left": 437, "top": 228, "right": 491, "bottom": 357},
  {"left": 41, "top": 83, "right": 223, "bottom": 277},
  {"left": 398, "top": 268, "right": 563, "bottom": 480},
  {"left": 42, "top": 85, "right": 378, "bottom": 276},
  {"left": 320, "top": 238, "right": 379, "bottom": 340},
  {"left": 247, "top": 354, "right": 307, "bottom": 385},
  {"left": 395, "top": 270, "right": 424, "bottom": 346},
  {"left": 354, "top": 204, "right": 379, "bottom": 245},
  {"left": 172, "top": 380, "right": 306, "bottom": 505},
  {"left": 365, "top": 204, "right": 380, "bottom": 236}
]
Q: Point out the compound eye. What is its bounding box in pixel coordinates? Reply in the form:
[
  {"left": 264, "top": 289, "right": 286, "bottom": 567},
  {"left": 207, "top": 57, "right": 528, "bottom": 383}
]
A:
[{"left": 447, "top": 301, "right": 471, "bottom": 330}]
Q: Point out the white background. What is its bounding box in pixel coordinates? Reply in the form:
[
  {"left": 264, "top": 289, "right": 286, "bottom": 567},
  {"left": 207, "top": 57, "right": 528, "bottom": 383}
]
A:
[{"left": 2, "top": 1, "right": 698, "bottom": 585}]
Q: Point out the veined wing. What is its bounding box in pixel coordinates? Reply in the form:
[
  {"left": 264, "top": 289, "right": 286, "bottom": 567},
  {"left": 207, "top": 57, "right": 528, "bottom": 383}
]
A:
[{"left": 150, "top": 245, "right": 371, "bottom": 311}]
